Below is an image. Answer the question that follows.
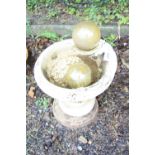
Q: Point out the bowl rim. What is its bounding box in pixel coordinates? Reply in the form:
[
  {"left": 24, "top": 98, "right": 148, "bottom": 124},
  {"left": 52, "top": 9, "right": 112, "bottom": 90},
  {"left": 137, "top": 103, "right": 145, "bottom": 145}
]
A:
[{"left": 34, "top": 39, "right": 117, "bottom": 101}]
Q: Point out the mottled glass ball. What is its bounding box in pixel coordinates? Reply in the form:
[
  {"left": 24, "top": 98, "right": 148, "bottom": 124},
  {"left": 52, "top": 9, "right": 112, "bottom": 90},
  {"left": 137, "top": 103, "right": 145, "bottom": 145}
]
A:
[
  {"left": 64, "top": 63, "right": 92, "bottom": 88},
  {"left": 72, "top": 21, "right": 101, "bottom": 51}
]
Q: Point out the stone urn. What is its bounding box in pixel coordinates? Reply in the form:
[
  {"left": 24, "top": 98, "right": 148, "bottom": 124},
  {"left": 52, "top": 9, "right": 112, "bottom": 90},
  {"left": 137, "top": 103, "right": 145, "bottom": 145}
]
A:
[{"left": 34, "top": 38, "right": 117, "bottom": 128}]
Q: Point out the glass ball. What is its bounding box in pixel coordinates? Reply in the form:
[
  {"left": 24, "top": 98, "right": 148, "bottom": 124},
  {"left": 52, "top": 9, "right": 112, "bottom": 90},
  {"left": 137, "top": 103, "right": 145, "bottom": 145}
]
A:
[
  {"left": 72, "top": 21, "right": 101, "bottom": 51},
  {"left": 64, "top": 63, "right": 92, "bottom": 88}
]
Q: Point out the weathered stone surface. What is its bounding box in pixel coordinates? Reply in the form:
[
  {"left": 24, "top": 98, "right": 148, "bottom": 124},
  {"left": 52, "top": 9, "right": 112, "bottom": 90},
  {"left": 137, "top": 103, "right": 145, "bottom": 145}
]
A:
[{"left": 52, "top": 100, "right": 98, "bottom": 129}]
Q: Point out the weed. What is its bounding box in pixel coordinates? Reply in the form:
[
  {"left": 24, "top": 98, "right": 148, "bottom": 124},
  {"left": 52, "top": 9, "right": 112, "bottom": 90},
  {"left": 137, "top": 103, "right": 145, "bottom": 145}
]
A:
[
  {"left": 27, "top": 0, "right": 38, "bottom": 10},
  {"left": 59, "top": 33, "right": 71, "bottom": 40},
  {"left": 27, "top": 0, "right": 55, "bottom": 10},
  {"left": 36, "top": 31, "right": 71, "bottom": 41},
  {"left": 26, "top": 18, "right": 33, "bottom": 37},
  {"left": 47, "top": 9, "right": 59, "bottom": 18},
  {"left": 75, "top": 0, "right": 81, "bottom": 3},
  {"left": 37, "top": 31, "right": 60, "bottom": 41},
  {"left": 118, "top": 15, "right": 129, "bottom": 25},
  {"left": 35, "top": 97, "right": 49, "bottom": 108},
  {"left": 82, "top": 2, "right": 128, "bottom": 25},
  {"left": 104, "top": 34, "right": 118, "bottom": 46},
  {"left": 66, "top": 7, "right": 76, "bottom": 15}
]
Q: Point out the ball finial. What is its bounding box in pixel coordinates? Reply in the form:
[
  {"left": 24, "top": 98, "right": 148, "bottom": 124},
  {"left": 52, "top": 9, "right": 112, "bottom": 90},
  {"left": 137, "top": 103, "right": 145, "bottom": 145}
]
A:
[{"left": 72, "top": 21, "right": 101, "bottom": 51}]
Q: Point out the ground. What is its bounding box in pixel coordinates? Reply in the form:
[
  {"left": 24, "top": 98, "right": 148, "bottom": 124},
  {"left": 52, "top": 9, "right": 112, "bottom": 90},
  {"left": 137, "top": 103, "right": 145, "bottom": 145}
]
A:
[{"left": 26, "top": 36, "right": 129, "bottom": 155}]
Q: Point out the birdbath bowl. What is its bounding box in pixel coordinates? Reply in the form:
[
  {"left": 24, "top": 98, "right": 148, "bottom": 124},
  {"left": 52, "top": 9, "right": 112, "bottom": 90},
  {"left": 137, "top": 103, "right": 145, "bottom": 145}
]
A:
[{"left": 34, "top": 39, "right": 117, "bottom": 128}]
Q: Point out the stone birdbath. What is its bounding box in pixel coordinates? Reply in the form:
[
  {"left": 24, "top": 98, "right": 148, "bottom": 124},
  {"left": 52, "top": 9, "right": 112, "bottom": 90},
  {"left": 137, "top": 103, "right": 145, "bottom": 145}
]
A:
[{"left": 34, "top": 21, "right": 117, "bottom": 128}]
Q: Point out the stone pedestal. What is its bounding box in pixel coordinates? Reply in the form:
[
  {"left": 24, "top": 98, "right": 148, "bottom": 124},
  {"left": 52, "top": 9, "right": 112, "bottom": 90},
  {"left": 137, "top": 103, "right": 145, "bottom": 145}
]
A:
[{"left": 53, "top": 100, "right": 98, "bottom": 129}]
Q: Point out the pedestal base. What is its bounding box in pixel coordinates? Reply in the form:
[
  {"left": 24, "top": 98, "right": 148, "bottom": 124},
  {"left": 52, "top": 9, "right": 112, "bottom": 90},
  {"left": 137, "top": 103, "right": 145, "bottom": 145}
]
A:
[{"left": 53, "top": 100, "right": 98, "bottom": 129}]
